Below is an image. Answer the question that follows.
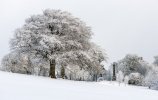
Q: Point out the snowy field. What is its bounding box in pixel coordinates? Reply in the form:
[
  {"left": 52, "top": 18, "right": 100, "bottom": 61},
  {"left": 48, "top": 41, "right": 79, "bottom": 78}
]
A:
[{"left": 0, "top": 71, "right": 158, "bottom": 100}]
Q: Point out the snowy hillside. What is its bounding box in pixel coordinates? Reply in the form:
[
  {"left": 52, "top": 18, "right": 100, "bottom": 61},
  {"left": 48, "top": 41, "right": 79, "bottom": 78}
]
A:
[{"left": 0, "top": 71, "right": 158, "bottom": 100}]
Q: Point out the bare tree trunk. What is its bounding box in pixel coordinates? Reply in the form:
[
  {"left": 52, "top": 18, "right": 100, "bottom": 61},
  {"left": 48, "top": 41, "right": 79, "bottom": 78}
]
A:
[{"left": 49, "top": 59, "right": 56, "bottom": 78}]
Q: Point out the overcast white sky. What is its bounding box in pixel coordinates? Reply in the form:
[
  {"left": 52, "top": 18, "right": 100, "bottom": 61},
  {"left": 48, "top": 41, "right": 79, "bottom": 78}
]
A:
[{"left": 0, "top": 0, "right": 158, "bottom": 67}]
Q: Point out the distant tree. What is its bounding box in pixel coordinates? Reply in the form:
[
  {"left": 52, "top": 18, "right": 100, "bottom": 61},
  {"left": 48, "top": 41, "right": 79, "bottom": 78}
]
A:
[
  {"left": 1, "top": 9, "right": 107, "bottom": 81},
  {"left": 117, "top": 54, "right": 149, "bottom": 76},
  {"left": 153, "top": 56, "right": 158, "bottom": 66},
  {"left": 144, "top": 67, "right": 158, "bottom": 90}
]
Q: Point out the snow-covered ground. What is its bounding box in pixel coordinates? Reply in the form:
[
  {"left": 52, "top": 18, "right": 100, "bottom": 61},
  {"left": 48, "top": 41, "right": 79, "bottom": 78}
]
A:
[{"left": 0, "top": 71, "right": 158, "bottom": 100}]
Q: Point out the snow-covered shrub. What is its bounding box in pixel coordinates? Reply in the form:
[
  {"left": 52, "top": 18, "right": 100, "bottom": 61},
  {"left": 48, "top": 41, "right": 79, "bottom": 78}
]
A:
[
  {"left": 128, "top": 73, "right": 144, "bottom": 86},
  {"left": 64, "top": 64, "right": 91, "bottom": 81},
  {"left": 124, "top": 75, "right": 129, "bottom": 85},
  {"left": 116, "top": 71, "right": 124, "bottom": 84}
]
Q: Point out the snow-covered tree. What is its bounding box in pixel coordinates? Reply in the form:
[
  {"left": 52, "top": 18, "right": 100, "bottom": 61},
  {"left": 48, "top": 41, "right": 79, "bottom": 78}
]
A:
[
  {"left": 144, "top": 66, "right": 158, "bottom": 90},
  {"left": 1, "top": 9, "right": 106, "bottom": 81},
  {"left": 153, "top": 56, "right": 158, "bottom": 66},
  {"left": 117, "top": 54, "right": 149, "bottom": 76}
]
